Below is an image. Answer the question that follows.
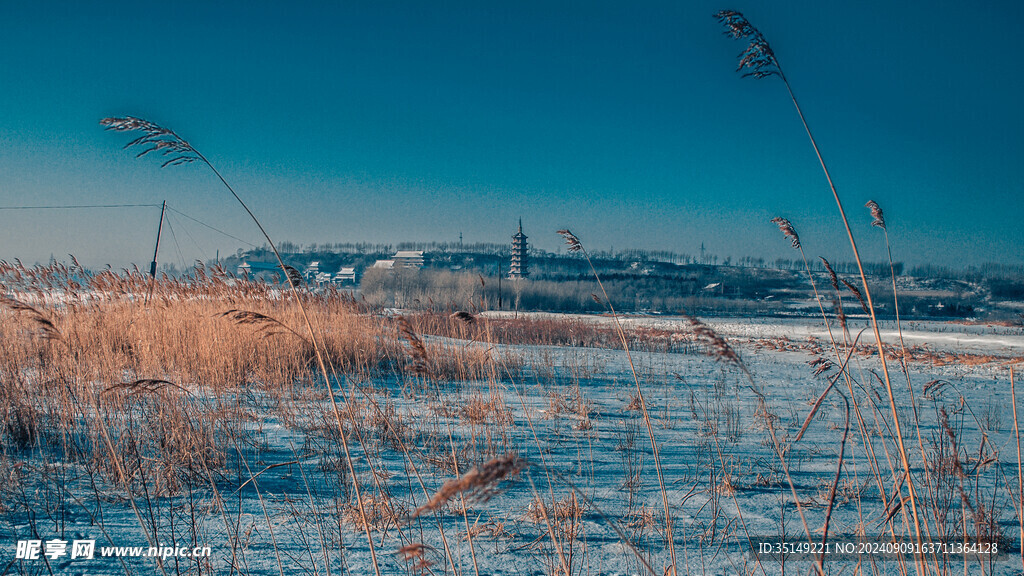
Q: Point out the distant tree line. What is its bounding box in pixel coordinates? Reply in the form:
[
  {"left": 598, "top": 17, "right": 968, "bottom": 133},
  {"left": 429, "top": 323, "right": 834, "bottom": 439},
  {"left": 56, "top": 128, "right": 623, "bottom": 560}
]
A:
[{"left": 207, "top": 241, "right": 1024, "bottom": 320}]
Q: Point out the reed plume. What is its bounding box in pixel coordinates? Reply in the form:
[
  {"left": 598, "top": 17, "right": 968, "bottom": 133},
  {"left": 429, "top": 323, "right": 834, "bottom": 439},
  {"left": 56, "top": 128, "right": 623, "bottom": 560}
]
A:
[
  {"left": 1, "top": 297, "right": 64, "bottom": 343},
  {"left": 865, "top": 200, "right": 886, "bottom": 229},
  {"left": 398, "top": 316, "right": 429, "bottom": 375},
  {"left": 770, "top": 217, "right": 800, "bottom": 249},
  {"left": 102, "top": 379, "right": 189, "bottom": 396},
  {"left": 557, "top": 229, "right": 583, "bottom": 253},
  {"left": 395, "top": 543, "right": 434, "bottom": 571},
  {"left": 840, "top": 279, "right": 869, "bottom": 314},
  {"left": 715, "top": 10, "right": 780, "bottom": 79},
  {"left": 819, "top": 257, "right": 839, "bottom": 291},
  {"left": 100, "top": 117, "right": 199, "bottom": 167},
  {"left": 218, "top": 309, "right": 308, "bottom": 343},
  {"left": 449, "top": 311, "right": 477, "bottom": 325},
  {"left": 413, "top": 454, "right": 526, "bottom": 517},
  {"left": 688, "top": 316, "right": 743, "bottom": 369},
  {"left": 282, "top": 265, "right": 303, "bottom": 288}
]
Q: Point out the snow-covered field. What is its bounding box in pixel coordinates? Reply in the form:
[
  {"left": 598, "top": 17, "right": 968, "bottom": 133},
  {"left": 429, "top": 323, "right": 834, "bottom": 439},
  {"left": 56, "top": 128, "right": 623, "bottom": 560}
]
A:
[{"left": 3, "top": 315, "right": 1021, "bottom": 575}]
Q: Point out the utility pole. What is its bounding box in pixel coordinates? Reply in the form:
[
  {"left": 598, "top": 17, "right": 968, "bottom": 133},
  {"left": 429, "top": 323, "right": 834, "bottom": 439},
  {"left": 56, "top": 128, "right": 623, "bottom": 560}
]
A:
[
  {"left": 146, "top": 200, "right": 167, "bottom": 305},
  {"left": 150, "top": 200, "right": 166, "bottom": 278}
]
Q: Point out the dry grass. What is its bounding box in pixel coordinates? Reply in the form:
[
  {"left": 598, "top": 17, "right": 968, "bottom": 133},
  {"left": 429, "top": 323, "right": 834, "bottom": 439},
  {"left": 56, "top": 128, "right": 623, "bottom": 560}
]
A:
[{"left": 407, "top": 310, "right": 697, "bottom": 354}]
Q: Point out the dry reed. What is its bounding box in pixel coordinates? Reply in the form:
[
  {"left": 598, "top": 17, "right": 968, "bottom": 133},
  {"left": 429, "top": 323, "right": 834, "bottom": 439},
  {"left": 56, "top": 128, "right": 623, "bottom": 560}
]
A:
[{"left": 716, "top": 15, "right": 927, "bottom": 568}]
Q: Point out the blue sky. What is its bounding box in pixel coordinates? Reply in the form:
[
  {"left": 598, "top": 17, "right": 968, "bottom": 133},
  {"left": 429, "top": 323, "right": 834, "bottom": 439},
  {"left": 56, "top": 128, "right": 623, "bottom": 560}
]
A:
[{"left": 1, "top": 1, "right": 1021, "bottom": 269}]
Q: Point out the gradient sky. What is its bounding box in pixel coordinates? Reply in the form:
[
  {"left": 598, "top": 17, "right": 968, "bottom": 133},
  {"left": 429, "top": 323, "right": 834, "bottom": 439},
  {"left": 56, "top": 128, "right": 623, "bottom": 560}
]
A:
[{"left": 1, "top": 0, "right": 1021, "bottom": 269}]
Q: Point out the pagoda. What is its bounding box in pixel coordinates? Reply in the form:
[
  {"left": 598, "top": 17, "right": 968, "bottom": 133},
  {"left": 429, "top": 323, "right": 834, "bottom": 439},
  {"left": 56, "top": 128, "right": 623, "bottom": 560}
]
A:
[{"left": 509, "top": 219, "right": 529, "bottom": 278}]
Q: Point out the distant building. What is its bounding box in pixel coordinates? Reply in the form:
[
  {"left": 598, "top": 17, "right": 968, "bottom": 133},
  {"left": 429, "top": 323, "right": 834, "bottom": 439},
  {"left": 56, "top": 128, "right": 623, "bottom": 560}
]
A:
[
  {"left": 333, "top": 267, "right": 356, "bottom": 284},
  {"left": 392, "top": 250, "right": 425, "bottom": 269},
  {"left": 236, "top": 261, "right": 292, "bottom": 284},
  {"left": 305, "top": 261, "right": 320, "bottom": 280},
  {"left": 372, "top": 260, "right": 395, "bottom": 270},
  {"left": 509, "top": 219, "right": 529, "bottom": 278}
]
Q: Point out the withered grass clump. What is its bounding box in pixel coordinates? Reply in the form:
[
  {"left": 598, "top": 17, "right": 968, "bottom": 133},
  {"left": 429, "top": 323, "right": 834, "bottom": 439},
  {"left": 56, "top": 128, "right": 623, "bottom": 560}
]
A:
[
  {"left": 0, "top": 261, "right": 507, "bottom": 489},
  {"left": 344, "top": 492, "right": 408, "bottom": 532}
]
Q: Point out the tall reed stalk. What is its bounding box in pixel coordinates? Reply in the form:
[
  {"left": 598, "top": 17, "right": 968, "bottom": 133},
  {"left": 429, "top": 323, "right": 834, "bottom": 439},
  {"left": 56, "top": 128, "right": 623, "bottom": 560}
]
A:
[
  {"left": 1013, "top": 368, "right": 1023, "bottom": 572},
  {"left": 863, "top": 201, "right": 942, "bottom": 572},
  {"left": 101, "top": 117, "right": 381, "bottom": 576},
  {"left": 715, "top": 14, "right": 926, "bottom": 571},
  {"left": 557, "top": 229, "right": 679, "bottom": 576},
  {"left": 768, "top": 218, "right": 891, "bottom": 550}
]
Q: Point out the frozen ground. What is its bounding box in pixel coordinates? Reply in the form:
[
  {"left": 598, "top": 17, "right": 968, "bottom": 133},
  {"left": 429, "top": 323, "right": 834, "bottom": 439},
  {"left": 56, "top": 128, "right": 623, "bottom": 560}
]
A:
[{"left": 3, "top": 315, "right": 1021, "bottom": 575}]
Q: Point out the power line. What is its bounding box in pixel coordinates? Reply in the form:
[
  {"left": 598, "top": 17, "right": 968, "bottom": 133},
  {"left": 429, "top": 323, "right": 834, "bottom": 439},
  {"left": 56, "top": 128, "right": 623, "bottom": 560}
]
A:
[
  {"left": 0, "top": 201, "right": 259, "bottom": 256},
  {"left": 0, "top": 201, "right": 257, "bottom": 248},
  {"left": 166, "top": 211, "right": 209, "bottom": 263},
  {"left": 162, "top": 213, "right": 188, "bottom": 272},
  {"left": 0, "top": 203, "right": 161, "bottom": 210},
  {"left": 165, "top": 205, "right": 258, "bottom": 248}
]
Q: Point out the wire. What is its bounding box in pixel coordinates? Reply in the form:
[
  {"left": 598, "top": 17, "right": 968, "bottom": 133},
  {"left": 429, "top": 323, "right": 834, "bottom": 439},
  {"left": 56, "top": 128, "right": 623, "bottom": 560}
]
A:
[
  {"left": 0, "top": 202, "right": 255, "bottom": 249},
  {"left": 162, "top": 214, "right": 188, "bottom": 273},
  {"left": 167, "top": 212, "right": 209, "bottom": 263},
  {"left": 0, "top": 202, "right": 257, "bottom": 262},
  {"left": 165, "top": 205, "right": 258, "bottom": 248},
  {"left": 0, "top": 203, "right": 160, "bottom": 210}
]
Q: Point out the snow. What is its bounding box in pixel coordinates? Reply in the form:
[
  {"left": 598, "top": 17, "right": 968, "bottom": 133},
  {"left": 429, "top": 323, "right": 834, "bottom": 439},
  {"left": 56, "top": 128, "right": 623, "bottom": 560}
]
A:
[{"left": 4, "top": 315, "right": 1020, "bottom": 575}]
